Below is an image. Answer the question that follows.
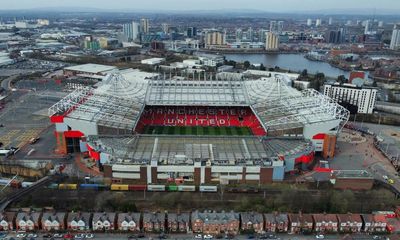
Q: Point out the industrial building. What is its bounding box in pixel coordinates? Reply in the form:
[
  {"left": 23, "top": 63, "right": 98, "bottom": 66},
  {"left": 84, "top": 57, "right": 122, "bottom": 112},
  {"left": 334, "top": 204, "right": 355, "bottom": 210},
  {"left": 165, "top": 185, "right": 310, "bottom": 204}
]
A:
[{"left": 49, "top": 70, "right": 349, "bottom": 184}]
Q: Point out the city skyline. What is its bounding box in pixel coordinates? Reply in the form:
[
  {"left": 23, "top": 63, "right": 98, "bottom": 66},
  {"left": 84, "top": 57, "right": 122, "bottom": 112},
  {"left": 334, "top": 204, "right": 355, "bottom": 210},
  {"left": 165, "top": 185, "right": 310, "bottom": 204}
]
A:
[{"left": 2, "top": 0, "right": 400, "bottom": 13}]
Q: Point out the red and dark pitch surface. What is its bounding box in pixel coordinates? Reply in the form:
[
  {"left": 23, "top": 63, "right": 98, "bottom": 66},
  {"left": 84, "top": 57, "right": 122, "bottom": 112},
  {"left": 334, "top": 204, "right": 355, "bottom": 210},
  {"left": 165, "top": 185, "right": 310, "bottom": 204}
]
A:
[{"left": 135, "top": 106, "right": 266, "bottom": 136}]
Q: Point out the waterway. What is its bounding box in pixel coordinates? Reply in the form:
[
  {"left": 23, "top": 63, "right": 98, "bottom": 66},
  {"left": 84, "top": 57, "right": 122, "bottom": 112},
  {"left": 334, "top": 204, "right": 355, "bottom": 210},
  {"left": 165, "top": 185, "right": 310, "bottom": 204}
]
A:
[{"left": 224, "top": 53, "right": 351, "bottom": 78}]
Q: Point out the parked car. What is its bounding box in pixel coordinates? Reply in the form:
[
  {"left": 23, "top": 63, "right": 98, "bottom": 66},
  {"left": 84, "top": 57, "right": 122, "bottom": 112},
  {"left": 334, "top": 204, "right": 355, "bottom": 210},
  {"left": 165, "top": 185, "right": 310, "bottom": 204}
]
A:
[
  {"left": 42, "top": 234, "right": 52, "bottom": 238},
  {"left": 53, "top": 233, "right": 63, "bottom": 238},
  {"left": 16, "top": 233, "right": 26, "bottom": 238},
  {"left": 74, "top": 233, "right": 85, "bottom": 239},
  {"left": 194, "top": 234, "right": 203, "bottom": 239},
  {"left": 27, "top": 233, "right": 37, "bottom": 238},
  {"left": 204, "top": 235, "right": 213, "bottom": 239},
  {"left": 86, "top": 233, "right": 94, "bottom": 239},
  {"left": 316, "top": 234, "right": 325, "bottom": 239}
]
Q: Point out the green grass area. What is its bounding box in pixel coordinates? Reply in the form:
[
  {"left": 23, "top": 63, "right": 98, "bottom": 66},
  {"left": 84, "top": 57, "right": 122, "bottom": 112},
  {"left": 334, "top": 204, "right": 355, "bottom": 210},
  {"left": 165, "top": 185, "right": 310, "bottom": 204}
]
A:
[{"left": 142, "top": 126, "right": 253, "bottom": 136}]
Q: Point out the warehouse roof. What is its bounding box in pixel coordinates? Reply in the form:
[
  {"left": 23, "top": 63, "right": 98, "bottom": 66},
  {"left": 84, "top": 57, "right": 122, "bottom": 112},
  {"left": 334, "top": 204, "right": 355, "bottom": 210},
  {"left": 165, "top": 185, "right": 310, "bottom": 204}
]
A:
[{"left": 64, "top": 63, "right": 117, "bottom": 74}]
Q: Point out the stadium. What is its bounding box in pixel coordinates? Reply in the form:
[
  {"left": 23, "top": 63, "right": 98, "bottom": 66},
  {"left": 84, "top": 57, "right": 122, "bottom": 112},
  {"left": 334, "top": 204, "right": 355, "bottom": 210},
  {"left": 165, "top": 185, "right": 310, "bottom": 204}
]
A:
[{"left": 48, "top": 69, "right": 349, "bottom": 185}]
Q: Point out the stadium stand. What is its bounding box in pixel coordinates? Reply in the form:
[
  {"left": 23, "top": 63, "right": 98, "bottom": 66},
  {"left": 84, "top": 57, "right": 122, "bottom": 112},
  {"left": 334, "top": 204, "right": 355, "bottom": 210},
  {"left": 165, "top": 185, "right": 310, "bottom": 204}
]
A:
[{"left": 135, "top": 106, "right": 267, "bottom": 136}]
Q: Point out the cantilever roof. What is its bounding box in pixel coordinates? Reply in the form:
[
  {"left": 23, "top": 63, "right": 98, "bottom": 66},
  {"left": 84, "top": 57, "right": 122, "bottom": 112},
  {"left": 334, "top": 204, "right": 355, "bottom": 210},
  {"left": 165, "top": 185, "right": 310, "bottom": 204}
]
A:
[
  {"left": 49, "top": 70, "right": 349, "bottom": 133},
  {"left": 87, "top": 135, "right": 313, "bottom": 165},
  {"left": 146, "top": 79, "right": 248, "bottom": 106}
]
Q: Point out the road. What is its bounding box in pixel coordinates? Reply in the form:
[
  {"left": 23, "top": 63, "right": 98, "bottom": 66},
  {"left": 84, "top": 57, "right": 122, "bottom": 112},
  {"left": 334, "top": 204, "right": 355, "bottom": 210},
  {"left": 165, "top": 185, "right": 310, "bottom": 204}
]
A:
[{"left": 1, "top": 232, "right": 390, "bottom": 240}]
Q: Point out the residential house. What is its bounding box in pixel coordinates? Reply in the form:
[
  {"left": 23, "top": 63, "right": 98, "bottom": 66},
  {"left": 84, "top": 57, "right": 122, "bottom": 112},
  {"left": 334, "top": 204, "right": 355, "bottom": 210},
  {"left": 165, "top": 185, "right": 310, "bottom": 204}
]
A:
[
  {"left": 275, "top": 213, "right": 289, "bottom": 233},
  {"left": 264, "top": 214, "right": 277, "bottom": 233},
  {"left": 0, "top": 212, "right": 16, "bottom": 231},
  {"left": 92, "top": 212, "right": 117, "bottom": 231},
  {"left": 143, "top": 212, "right": 165, "bottom": 233},
  {"left": 41, "top": 212, "right": 66, "bottom": 231},
  {"left": 337, "top": 213, "right": 363, "bottom": 233},
  {"left": 288, "top": 214, "right": 301, "bottom": 234},
  {"left": 117, "top": 213, "right": 141, "bottom": 232},
  {"left": 67, "top": 212, "right": 92, "bottom": 231},
  {"left": 16, "top": 211, "right": 42, "bottom": 231},
  {"left": 313, "top": 214, "right": 338, "bottom": 233},
  {"left": 240, "top": 212, "right": 264, "bottom": 233},
  {"left": 167, "top": 213, "right": 190, "bottom": 233},
  {"left": 361, "top": 214, "right": 387, "bottom": 233},
  {"left": 191, "top": 210, "right": 240, "bottom": 235}
]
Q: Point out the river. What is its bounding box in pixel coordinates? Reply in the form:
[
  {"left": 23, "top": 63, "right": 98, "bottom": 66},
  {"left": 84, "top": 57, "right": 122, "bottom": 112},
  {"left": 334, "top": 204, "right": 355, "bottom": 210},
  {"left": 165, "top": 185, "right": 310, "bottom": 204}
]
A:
[{"left": 224, "top": 53, "right": 350, "bottom": 78}]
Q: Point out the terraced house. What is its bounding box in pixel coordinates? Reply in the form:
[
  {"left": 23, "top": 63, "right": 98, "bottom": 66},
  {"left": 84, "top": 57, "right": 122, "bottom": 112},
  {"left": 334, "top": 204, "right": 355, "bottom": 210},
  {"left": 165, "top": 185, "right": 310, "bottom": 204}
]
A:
[
  {"left": 313, "top": 213, "right": 338, "bottom": 233},
  {"left": 167, "top": 213, "right": 190, "bottom": 233},
  {"left": 240, "top": 212, "right": 264, "bottom": 233},
  {"left": 67, "top": 212, "right": 92, "bottom": 231},
  {"left": 16, "top": 211, "right": 42, "bottom": 231},
  {"left": 191, "top": 210, "right": 240, "bottom": 235},
  {"left": 143, "top": 212, "right": 165, "bottom": 233},
  {"left": 92, "top": 212, "right": 117, "bottom": 231},
  {"left": 0, "top": 212, "right": 16, "bottom": 231},
  {"left": 41, "top": 212, "right": 66, "bottom": 231},
  {"left": 117, "top": 213, "right": 141, "bottom": 232}
]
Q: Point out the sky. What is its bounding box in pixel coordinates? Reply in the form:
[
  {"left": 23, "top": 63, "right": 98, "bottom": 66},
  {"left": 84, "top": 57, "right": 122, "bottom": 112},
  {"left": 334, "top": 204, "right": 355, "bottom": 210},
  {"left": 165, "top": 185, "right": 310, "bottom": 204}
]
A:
[{"left": 2, "top": 0, "right": 400, "bottom": 12}]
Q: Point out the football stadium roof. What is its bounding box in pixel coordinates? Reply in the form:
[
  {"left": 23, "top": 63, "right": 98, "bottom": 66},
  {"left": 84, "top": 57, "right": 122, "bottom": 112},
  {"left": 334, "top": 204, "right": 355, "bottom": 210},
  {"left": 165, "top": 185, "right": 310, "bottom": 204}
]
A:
[
  {"left": 49, "top": 70, "right": 349, "bottom": 133},
  {"left": 88, "top": 135, "right": 313, "bottom": 165}
]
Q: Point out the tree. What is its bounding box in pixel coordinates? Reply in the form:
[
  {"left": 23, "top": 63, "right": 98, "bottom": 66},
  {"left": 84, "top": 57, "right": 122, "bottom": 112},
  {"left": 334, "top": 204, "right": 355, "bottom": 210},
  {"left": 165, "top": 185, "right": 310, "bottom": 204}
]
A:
[
  {"left": 243, "top": 61, "right": 251, "bottom": 69},
  {"left": 337, "top": 75, "right": 347, "bottom": 84},
  {"left": 259, "top": 63, "right": 266, "bottom": 71},
  {"left": 301, "top": 69, "right": 308, "bottom": 77},
  {"left": 315, "top": 72, "right": 325, "bottom": 80}
]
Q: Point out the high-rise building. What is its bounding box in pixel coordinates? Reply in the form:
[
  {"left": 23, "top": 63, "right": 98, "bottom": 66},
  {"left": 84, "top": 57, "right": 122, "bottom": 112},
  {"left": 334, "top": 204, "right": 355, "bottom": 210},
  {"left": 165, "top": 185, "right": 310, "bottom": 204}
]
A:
[
  {"left": 205, "top": 31, "right": 225, "bottom": 47},
  {"left": 390, "top": 25, "right": 400, "bottom": 50},
  {"left": 258, "top": 29, "right": 267, "bottom": 42},
  {"left": 140, "top": 18, "right": 150, "bottom": 33},
  {"left": 364, "top": 20, "right": 370, "bottom": 34},
  {"left": 326, "top": 28, "right": 346, "bottom": 44},
  {"left": 307, "top": 19, "right": 312, "bottom": 26},
  {"left": 328, "top": 17, "right": 333, "bottom": 25},
  {"left": 247, "top": 27, "right": 254, "bottom": 42},
  {"left": 122, "top": 21, "right": 140, "bottom": 42},
  {"left": 265, "top": 32, "right": 279, "bottom": 50},
  {"left": 378, "top": 21, "right": 384, "bottom": 28},
  {"left": 277, "top": 21, "right": 284, "bottom": 33},
  {"left": 235, "top": 28, "right": 243, "bottom": 42},
  {"left": 270, "top": 21, "right": 277, "bottom": 32},
  {"left": 187, "top": 27, "right": 197, "bottom": 38},
  {"left": 161, "top": 23, "right": 170, "bottom": 34},
  {"left": 315, "top": 19, "right": 322, "bottom": 27}
]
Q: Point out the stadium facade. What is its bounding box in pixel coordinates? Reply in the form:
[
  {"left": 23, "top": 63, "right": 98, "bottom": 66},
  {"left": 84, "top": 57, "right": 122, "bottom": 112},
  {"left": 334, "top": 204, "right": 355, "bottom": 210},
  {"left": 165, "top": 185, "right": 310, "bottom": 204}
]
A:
[{"left": 49, "top": 70, "right": 349, "bottom": 185}]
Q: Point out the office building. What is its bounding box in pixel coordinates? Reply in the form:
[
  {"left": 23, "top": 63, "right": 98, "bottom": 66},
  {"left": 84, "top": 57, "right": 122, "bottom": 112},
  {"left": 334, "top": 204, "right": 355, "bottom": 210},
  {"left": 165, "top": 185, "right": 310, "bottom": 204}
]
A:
[
  {"left": 140, "top": 18, "right": 150, "bottom": 33},
  {"left": 122, "top": 21, "right": 139, "bottom": 42},
  {"left": 307, "top": 19, "right": 312, "bottom": 26},
  {"left": 187, "top": 27, "right": 197, "bottom": 38},
  {"left": 323, "top": 83, "right": 377, "bottom": 114},
  {"left": 235, "top": 28, "right": 243, "bottom": 42},
  {"left": 315, "top": 19, "right": 322, "bottom": 27},
  {"left": 390, "top": 25, "right": 400, "bottom": 50},
  {"left": 270, "top": 21, "right": 277, "bottom": 32},
  {"left": 277, "top": 21, "right": 284, "bottom": 33},
  {"left": 326, "top": 28, "right": 346, "bottom": 44},
  {"left": 328, "top": 17, "right": 333, "bottom": 25},
  {"left": 265, "top": 32, "right": 279, "bottom": 50},
  {"left": 161, "top": 23, "right": 170, "bottom": 34},
  {"left": 364, "top": 20, "right": 370, "bottom": 34}
]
